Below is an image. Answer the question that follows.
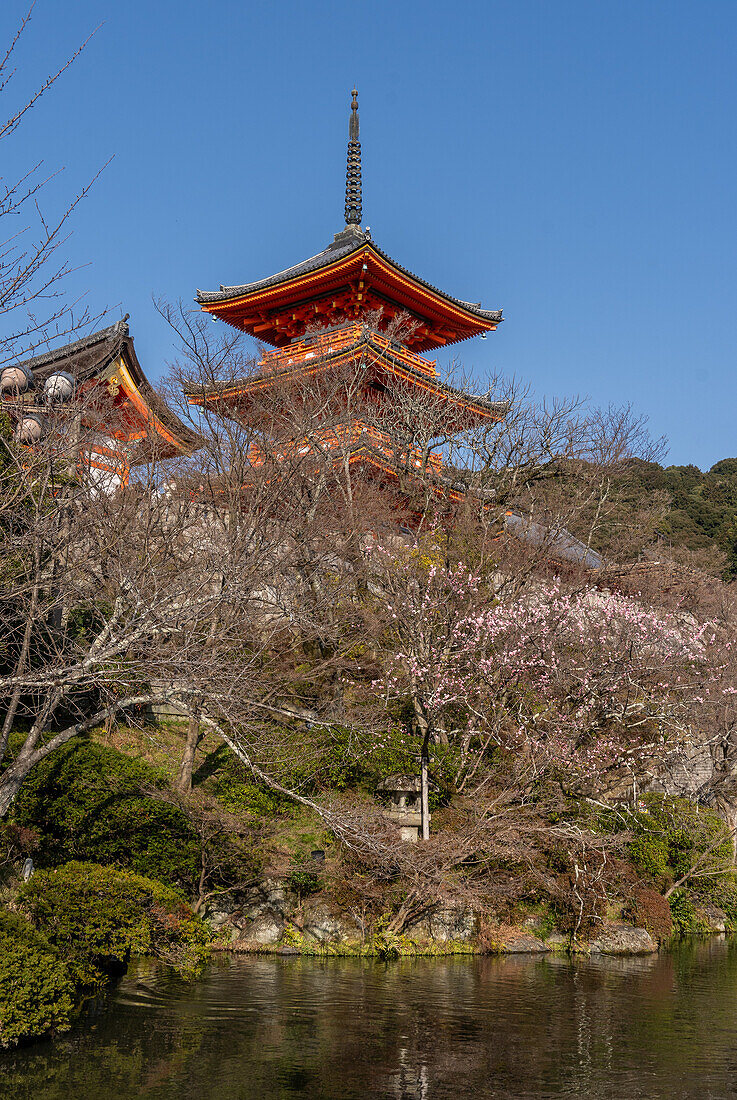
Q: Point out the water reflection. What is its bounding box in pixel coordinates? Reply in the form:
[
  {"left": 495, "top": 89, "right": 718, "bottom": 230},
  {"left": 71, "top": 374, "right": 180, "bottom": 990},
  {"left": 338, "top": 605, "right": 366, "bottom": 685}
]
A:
[{"left": 2, "top": 942, "right": 737, "bottom": 1099}]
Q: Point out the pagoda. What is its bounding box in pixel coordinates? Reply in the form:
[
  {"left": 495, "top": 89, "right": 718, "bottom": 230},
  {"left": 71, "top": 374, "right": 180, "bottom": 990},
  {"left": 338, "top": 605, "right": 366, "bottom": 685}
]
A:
[{"left": 188, "top": 91, "right": 505, "bottom": 500}]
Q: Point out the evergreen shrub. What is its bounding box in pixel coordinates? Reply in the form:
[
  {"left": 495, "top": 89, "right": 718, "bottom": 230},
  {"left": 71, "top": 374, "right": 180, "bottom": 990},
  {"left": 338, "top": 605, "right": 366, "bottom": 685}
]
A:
[
  {"left": 669, "top": 888, "right": 713, "bottom": 937},
  {"left": 0, "top": 909, "right": 74, "bottom": 1048},
  {"left": 19, "top": 862, "right": 210, "bottom": 986},
  {"left": 626, "top": 794, "right": 733, "bottom": 886},
  {"left": 628, "top": 834, "right": 670, "bottom": 881},
  {"left": 11, "top": 740, "right": 201, "bottom": 889}
]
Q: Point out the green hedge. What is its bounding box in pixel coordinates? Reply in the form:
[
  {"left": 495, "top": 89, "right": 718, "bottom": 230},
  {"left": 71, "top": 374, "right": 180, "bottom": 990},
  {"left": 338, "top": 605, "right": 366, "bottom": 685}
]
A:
[
  {"left": 19, "top": 862, "right": 210, "bottom": 986},
  {"left": 11, "top": 740, "right": 201, "bottom": 890},
  {"left": 0, "top": 909, "right": 74, "bottom": 1049}
]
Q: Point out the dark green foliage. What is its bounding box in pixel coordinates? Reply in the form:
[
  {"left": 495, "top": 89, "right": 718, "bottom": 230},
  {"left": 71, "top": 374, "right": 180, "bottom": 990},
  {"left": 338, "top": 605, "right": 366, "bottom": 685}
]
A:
[
  {"left": 66, "top": 601, "right": 113, "bottom": 646},
  {"left": 0, "top": 909, "right": 74, "bottom": 1048},
  {"left": 608, "top": 794, "right": 734, "bottom": 891},
  {"left": 624, "top": 456, "right": 737, "bottom": 575},
  {"left": 669, "top": 889, "right": 713, "bottom": 936},
  {"left": 287, "top": 852, "right": 322, "bottom": 899},
  {"left": 19, "top": 862, "right": 210, "bottom": 986},
  {"left": 619, "top": 794, "right": 737, "bottom": 935},
  {"left": 628, "top": 834, "right": 670, "bottom": 882},
  {"left": 208, "top": 722, "right": 454, "bottom": 811},
  {"left": 628, "top": 794, "right": 733, "bottom": 883},
  {"left": 11, "top": 740, "right": 201, "bottom": 890},
  {"left": 271, "top": 721, "right": 457, "bottom": 804},
  {"left": 205, "top": 748, "right": 293, "bottom": 818}
]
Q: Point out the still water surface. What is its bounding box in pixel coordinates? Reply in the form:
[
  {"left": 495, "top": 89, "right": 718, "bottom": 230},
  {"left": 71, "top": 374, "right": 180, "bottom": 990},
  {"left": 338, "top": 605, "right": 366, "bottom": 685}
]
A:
[{"left": 3, "top": 941, "right": 737, "bottom": 1099}]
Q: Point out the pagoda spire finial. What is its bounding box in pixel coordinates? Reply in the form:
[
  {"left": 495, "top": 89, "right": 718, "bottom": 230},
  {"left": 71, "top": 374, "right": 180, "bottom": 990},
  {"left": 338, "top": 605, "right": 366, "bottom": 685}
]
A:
[{"left": 344, "top": 88, "right": 362, "bottom": 227}]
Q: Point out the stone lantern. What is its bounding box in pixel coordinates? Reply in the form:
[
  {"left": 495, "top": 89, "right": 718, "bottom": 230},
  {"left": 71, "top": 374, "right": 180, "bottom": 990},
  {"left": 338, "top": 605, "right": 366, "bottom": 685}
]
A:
[{"left": 378, "top": 774, "right": 435, "bottom": 843}]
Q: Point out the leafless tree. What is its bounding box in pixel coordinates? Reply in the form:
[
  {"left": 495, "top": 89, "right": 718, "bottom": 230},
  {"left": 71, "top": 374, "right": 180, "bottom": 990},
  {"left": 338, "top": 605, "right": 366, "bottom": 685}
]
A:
[{"left": 0, "top": 4, "right": 108, "bottom": 370}]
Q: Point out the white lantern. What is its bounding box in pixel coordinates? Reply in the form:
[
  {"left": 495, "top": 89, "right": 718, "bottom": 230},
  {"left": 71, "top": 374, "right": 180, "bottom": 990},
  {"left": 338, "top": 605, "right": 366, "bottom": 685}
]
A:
[
  {"left": 0, "top": 364, "right": 34, "bottom": 395},
  {"left": 14, "top": 413, "right": 44, "bottom": 444},
  {"left": 43, "top": 370, "right": 75, "bottom": 403}
]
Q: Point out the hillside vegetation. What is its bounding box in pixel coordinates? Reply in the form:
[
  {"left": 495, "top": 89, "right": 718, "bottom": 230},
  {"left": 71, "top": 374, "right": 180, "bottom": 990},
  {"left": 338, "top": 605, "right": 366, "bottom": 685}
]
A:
[{"left": 623, "top": 458, "right": 737, "bottom": 576}]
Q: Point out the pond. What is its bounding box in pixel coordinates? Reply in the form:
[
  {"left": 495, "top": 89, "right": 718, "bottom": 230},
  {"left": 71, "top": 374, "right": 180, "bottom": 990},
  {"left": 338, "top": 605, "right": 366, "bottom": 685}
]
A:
[{"left": 3, "top": 941, "right": 737, "bottom": 1099}]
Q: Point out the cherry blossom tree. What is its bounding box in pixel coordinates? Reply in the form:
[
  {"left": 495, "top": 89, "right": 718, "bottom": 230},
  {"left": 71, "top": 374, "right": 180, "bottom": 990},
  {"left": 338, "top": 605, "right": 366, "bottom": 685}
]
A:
[{"left": 364, "top": 536, "right": 717, "bottom": 838}]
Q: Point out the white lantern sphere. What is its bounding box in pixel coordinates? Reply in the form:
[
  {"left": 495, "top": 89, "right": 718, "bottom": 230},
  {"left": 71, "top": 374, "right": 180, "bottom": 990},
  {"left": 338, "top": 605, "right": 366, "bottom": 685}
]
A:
[
  {"left": 43, "top": 370, "right": 75, "bottom": 403},
  {"left": 0, "top": 364, "right": 34, "bottom": 395},
  {"left": 14, "top": 413, "right": 44, "bottom": 444}
]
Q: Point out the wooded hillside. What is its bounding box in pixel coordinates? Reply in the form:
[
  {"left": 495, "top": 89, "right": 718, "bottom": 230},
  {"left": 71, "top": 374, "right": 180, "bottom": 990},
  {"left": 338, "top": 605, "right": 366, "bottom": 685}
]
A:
[{"left": 621, "top": 459, "right": 737, "bottom": 577}]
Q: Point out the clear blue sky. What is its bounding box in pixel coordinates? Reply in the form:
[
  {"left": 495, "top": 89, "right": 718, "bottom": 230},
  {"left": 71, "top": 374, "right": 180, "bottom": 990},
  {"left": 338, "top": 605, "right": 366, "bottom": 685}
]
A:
[{"left": 3, "top": 0, "right": 736, "bottom": 468}]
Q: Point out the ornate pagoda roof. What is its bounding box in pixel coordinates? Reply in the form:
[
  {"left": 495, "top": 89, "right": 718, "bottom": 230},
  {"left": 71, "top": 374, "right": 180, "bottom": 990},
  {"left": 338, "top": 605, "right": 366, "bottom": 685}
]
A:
[
  {"left": 197, "top": 227, "right": 502, "bottom": 353},
  {"left": 16, "top": 318, "right": 201, "bottom": 461},
  {"left": 196, "top": 92, "right": 502, "bottom": 353},
  {"left": 185, "top": 325, "right": 507, "bottom": 430},
  {"left": 244, "top": 421, "right": 473, "bottom": 505}
]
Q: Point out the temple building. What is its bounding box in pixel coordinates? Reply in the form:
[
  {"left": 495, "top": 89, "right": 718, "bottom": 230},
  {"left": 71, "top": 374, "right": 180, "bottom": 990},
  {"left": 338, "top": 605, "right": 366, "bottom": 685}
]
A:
[
  {"left": 188, "top": 91, "right": 506, "bottom": 502},
  {"left": 0, "top": 317, "right": 199, "bottom": 488},
  {"left": 0, "top": 94, "right": 606, "bottom": 571}
]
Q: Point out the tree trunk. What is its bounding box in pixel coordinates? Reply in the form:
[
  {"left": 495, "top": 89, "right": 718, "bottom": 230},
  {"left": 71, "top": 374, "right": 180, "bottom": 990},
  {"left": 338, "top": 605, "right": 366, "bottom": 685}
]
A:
[
  {"left": 412, "top": 702, "right": 432, "bottom": 841},
  {"left": 175, "top": 714, "right": 202, "bottom": 794},
  {"left": 0, "top": 758, "right": 32, "bottom": 817},
  {"left": 420, "top": 737, "right": 430, "bottom": 841}
]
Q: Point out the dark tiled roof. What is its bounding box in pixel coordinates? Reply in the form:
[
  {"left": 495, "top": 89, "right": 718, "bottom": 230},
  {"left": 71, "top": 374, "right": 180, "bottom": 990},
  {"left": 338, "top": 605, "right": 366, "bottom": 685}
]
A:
[
  {"left": 17, "top": 318, "right": 131, "bottom": 382},
  {"left": 196, "top": 228, "right": 502, "bottom": 324},
  {"left": 17, "top": 317, "right": 201, "bottom": 452},
  {"left": 503, "top": 512, "right": 605, "bottom": 570},
  {"left": 184, "top": 330, "right": 508, "bottom": 420},
  {"left": 197, "top": 230, "right": 366, "bottom": 304}
]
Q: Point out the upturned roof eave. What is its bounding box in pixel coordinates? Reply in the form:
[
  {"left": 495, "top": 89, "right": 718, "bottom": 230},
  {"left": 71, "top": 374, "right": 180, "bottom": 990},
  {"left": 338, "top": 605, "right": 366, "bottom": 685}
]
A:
[
  {"left": 15, "top": 318, "right": 129, "bottom": 381},
  {"left": 183, "top": 332, "right": 507, "bottom": 420},
  {"left": 15, "top": 319, "right": 202, "bottom": 455},
  {"left": 195, "top": 234, "right": 502, "bottom": 327}
]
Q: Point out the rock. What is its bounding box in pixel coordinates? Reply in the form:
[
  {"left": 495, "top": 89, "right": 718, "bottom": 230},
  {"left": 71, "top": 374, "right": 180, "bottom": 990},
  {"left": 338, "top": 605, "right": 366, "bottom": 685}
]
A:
[
  {"left": 301, "top": 904, "right": 359, "bottom": 945},
  {"left": 206, "top": 909, "right": 234, "bottom": 930},
  {"left": 544, "top": 933, "right": 569, "bottom": 952},
  {"left": 587, "top": 923, "right": 657, "bottom": 955},
  {"left": 698, "top": 904, "right": 728, "bottom": 933},
  {"left": 236, "top": 879, "right": 292, "bottom": 921},
  {"left": 242, "top": 915, "right": 284, "bottom": 945},
  {"left": 261, "top": 878, "right": 289, "bottom": 908},
  {"left": 500, "top": 934, "right": 549, "bottom": 954},
  {"left": 426, "top": 906, "right": 476, "bottom": 943}
]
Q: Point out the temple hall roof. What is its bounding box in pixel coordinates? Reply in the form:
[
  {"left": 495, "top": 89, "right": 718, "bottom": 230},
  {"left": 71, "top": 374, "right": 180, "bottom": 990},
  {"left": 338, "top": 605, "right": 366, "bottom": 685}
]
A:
[{"left": 16, "top": 318, "right": 201, "bottom": 458}]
